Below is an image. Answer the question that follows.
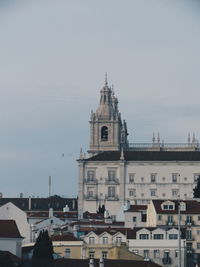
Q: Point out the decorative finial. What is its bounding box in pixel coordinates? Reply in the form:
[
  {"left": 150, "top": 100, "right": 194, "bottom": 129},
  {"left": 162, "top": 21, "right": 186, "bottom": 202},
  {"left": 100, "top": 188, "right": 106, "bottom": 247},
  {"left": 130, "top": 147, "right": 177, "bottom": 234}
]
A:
[
  {"left": 157, "top": 132, "right": 160, "bottom": 143},
  {"left": 192, "top": 132, "right": 196, "bottom": 144},
  {"left": 120, "top": 146, "right": 124, "bottom": 160},
  {"left": 152, "top": 132, "right": 155, "bottom": 143},
  {"left": 79, "top": 148, "right": 83, "bottom": 160},
  {"left": 105, "top": 72, "right": 108, "bottom": 86},
  {"left": 188, "top": 133, "right": 191, "bottom": 144}
]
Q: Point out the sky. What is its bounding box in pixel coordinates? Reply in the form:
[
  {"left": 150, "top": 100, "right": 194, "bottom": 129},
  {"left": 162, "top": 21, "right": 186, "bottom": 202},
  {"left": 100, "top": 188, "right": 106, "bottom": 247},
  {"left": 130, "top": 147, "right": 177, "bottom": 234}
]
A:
[{"left": 0, "top": 0, "right": 200, "bottom": 198}]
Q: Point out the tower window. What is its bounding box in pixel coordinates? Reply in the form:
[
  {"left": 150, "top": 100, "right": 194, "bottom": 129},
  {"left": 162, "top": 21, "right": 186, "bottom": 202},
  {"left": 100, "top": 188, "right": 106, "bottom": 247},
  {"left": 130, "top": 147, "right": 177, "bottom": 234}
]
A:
[{"left": 101, "top": 126, "right": 108, "bottom": 141}]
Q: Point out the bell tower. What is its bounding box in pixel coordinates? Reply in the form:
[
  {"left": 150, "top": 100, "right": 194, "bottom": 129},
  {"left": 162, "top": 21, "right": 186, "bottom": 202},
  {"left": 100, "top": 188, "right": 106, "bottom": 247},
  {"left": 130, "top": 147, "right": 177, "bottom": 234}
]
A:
[{"left": 88, "top": 75, "right": 128, "bottom": 155}]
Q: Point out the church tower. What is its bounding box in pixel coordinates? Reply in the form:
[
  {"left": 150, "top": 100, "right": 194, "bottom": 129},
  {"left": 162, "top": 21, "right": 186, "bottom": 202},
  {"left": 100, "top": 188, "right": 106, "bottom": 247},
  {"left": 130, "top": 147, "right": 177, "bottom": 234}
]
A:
[{"left": 88, "top": 75, "right": 128, "bottom": 155}]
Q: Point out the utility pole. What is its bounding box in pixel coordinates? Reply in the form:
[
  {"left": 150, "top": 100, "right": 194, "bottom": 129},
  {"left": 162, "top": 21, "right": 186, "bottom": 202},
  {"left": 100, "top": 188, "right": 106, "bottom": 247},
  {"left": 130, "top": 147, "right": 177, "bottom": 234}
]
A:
[{"left": 178, "top": 174, "right": 181, "bottom": 267}]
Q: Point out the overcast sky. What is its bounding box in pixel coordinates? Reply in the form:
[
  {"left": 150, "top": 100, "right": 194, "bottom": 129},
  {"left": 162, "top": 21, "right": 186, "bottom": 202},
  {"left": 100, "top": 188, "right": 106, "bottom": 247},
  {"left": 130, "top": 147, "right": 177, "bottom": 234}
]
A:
[{"left": 0, "top": 0, "right": 200, "bottom": 198}]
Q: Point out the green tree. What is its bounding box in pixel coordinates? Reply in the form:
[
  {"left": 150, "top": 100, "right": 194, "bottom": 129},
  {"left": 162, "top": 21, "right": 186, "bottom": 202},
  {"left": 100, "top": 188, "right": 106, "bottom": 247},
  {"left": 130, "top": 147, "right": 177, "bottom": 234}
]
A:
[
  {"left": 32, "top": 230, "right": 54, "bottom": 267},
  {"left": 193, "top": 176, "right": 200, "bottom": 198}
]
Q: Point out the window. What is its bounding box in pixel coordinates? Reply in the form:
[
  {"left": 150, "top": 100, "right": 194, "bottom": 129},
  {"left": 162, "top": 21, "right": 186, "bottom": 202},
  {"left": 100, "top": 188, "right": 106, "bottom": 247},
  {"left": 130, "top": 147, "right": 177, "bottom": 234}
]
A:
[
  {"left": 186, "top": 215, "right": 192, "bottom": 224},
  {"left": 197, "top": 243, "right": 200, "bottom": 249},
  {"left": 108, "top": 187, "right": 115, "bottom": 197},
  {"left": 87, "top": 189, "right": 94, "bottom": 198},
  {"left": 87, "top": 170, "right": 95, "bottom": 181},
  {"left": 102, "top": 251, "right": 108, "bottom": 259},
  {"left": 101, "top": 126, "right": 108, "bottom": 141},
  {"left": 108, "top": 170, "right": 116, "bottom": 181},
  {"left": 158, "top": 215, "right": 162, "bottom": 221},
  {"left": 162, "top": 177, "right": 166, "bottom": 181},
  {"left": 194, "top": 174, "right": 200, "bottom": 182},
  {"left": 172, "top": 174, "right": 178, "bottom": 183},
  {"left": 144, "top": 250, "right": 149, "bottom": 259},
  {"left": 89, "top": 237, "right": 95, "bottom": 244},
  {"left": 169, "top": 234, "right": 178, "bottom": 239},
  {"left": 172, "top": 189, "right": 178, "bottom": 197},
  {"left": 141, "top": 177, "right": 144, "bottom": 181},
  {"left": 175, "top": 250, "right": 178, "bottom": 258},
  {"left": 197, "top": 230, "right": 200, "bottom": 235},
  {"left": 154, "top": 250, "right": 160, "bottom": 258},
  {"left": 103, "top": 237, "right": 108, "bottom": 244},
  {"left": 129, "top": 190, "right": 135, "bottom": 197},
  {"left": 151, "top": 174, "right": 156, "bottom": 183},
  {"left": 163, "top": 204, "right": 174, "bottom": 210},
  {"left": 116, "top": 237, "right": 122, "bottom": 244},
  {"left": 65, "top": 248, "right": 71, "bottom": 258},
  {"left": 198, "top": 216, "right": 200, "bottom": 221},
  {"left": 151, "top": 189, "right": 156, "bottom": 197},
  {"left": 184, "top": 177, "right": 187, "bottom": 181},
  {"left": 89, "top": 251, "right": 95, "bottom": 258},
  {"left": 186, "top": 229, "right": 192, "bottom": 240},
  {"left": 162, "top": 193, "right": 166, "bottom": 197},
  {"left": 141, "top": 193, "right": 144, "bottom": 197},
  {"left": 132, "top": 216, "right": 137, "bottom": 222},
  {"left": 129, "top": 174, "right": 134, "bottom": 183},
  {"left": 167, "top": 215, "right": 173, "bottom": 224},
  {"left": 153, "top": 234, "right": 163, "bottom": 240},
  {"left": 187, "top": 243, "right": 192, "bottom": 250},
  {"left": 139, "top": 234, "right": 149, "bottom": 240}
]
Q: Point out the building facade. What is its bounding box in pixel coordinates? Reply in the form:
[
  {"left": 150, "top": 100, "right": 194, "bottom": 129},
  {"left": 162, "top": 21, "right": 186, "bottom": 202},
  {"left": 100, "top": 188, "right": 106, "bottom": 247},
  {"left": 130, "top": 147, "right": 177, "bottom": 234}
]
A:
[{"left": 78, "top": 80, "right": 200, "bottom": 217}]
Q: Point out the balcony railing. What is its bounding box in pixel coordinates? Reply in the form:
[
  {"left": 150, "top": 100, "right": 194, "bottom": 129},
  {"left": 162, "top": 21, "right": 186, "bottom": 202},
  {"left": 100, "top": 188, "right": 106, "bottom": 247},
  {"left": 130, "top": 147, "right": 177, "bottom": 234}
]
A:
[
  {"left": 105, "top": 194, "right": 119, "bottom": 201},
  {"left": 185, "top": 220, "right": 193, "bottom": 226},
  {"left": 166, "top": 221, "right": 175, "bottom": 226},
  {"left": 84, "top": 178, "right": 98, "bottom": 185},
  {"left": 162, "top": 257, "right": 172, "bottom": 265},
  {"left": 84, "top": 194, "right": 98, "bottom": 201},
  {"left": 128, "top": 142, "right": 199, "bottom": 151},
  {"left": 105, "top": 178, "right": 119, "bottom": 185}
]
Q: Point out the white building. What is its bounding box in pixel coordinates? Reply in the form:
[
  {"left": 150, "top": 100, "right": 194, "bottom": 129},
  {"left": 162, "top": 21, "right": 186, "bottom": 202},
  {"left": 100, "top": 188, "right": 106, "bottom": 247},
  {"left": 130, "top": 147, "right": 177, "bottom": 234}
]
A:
[
  {"left": 0, "top": 202, "right": 31, "bottom": 244},
  {"left": 0, "top": 220, "right": 23, "bottom": 257},
  {"left": 78, "top": 79, "right": 200, "bottom": 217},
  {"left": 127, "top": 227, "right": 186, "bottom": 267}
]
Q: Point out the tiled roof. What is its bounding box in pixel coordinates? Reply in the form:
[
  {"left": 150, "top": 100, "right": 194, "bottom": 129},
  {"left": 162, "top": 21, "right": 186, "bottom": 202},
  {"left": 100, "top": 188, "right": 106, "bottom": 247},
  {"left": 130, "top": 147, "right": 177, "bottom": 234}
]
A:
[
  {"left": 70, "top": 221, "right": 124, "bottom": 227},
  {"left": 127, "top": 227, "right": 186, "bottom": 239},
  {"left": 152, "top": 199, "right": 200, "bottom": 214},
  {"left": 0, "top": 195, "right": 77, "bottom": 211},
  {"left": 86, "top": 150, "right": 200, "bottom": 161},
  {"left": 54, "top": 258, "right": 161, "bottom": 267},
  {"left": 125, "top": 205, "right": 147, "bottom": 212},
  {"left": 83, "top": 227, "right": 130, "bottom": 236},
  {"left": 0, "top": 251, "right": 21, "bottom": 263},
  {"left": 0, "top": 220, "right": 23, "bottom": 239},
  {"left": 51, "top": 234, "right": 78, "bottom": 242},
  {"left": 27, "top": 211, "right": 78, "bottom": 219}
]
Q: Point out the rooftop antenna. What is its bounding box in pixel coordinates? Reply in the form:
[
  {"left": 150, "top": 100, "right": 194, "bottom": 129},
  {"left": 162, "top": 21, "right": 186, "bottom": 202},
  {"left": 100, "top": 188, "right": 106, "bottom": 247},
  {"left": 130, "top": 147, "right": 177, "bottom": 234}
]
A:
[{"left": 49, "top": 176, "right": 51, "bottom": 197}]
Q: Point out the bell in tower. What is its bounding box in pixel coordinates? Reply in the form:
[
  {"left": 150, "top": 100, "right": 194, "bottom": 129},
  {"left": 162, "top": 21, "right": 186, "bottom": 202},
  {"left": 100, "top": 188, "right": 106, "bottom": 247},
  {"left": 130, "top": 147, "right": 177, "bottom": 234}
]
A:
[{"left": 88, "top": 75, "right": 128, "bottom": 156}]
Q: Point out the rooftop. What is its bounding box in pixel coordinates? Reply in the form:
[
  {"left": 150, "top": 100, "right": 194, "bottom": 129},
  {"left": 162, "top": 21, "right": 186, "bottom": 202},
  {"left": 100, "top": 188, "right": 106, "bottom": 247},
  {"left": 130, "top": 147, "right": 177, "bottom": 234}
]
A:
[{"left": 0, "top": 220, "right": 23, "bottom": 239}]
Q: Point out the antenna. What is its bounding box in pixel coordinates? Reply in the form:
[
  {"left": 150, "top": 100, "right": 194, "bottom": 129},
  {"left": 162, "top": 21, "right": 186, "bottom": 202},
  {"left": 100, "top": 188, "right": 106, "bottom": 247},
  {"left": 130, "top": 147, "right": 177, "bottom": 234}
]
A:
[{"left": 49, "top": 176, "right": 51, "bottom": 197}]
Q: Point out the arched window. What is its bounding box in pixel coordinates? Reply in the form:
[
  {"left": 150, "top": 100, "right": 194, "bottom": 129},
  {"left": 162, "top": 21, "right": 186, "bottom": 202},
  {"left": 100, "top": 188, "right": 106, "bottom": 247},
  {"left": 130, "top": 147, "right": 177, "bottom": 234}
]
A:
[{"left": 101, "top": 126, "right": 108, "bottom": 141}]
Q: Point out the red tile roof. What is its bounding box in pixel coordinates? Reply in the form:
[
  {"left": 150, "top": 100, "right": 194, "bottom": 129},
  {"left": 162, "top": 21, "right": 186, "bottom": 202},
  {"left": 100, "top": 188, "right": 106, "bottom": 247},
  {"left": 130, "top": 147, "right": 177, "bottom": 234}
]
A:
[
  {"left": 152, "top": 199, "right": 200, "bottom": 214},
  {"left": 125, "top": 205, "right": 147, "bottom": 212},
  {"left": 0, "top": 220, "right": 23, "bottom": 239},
  {"left": 51, "top": 234, "right": 78, "bottom": 242}
]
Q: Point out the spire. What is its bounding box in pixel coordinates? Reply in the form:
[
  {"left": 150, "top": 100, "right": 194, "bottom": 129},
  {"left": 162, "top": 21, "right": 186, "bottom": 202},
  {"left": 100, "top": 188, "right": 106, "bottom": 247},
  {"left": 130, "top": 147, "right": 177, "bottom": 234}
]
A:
[
  {"left": 105, "top": 72, "right": 108, "bottom": 86},
  {"left": 79, "top": 148, "right": 84, "bottom": 160},
  {"left": 157, "top": 132, "right": 160, "bottom": 144},
  {"left": 188, "top": 133, "right": 191, "bottom": 144},
  {"left": 192, "top": 132, "right": 196, "bottom": 144},
  {"left": 152, "top": 132, "right": 155, "bottom": 143}
]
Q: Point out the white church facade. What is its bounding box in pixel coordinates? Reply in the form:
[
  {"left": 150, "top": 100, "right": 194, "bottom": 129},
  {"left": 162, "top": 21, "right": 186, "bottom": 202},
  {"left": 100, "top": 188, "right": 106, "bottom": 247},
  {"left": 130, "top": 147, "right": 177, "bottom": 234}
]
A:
[{"left": 78, "top": 78, "right": 200, "bottom": 217}]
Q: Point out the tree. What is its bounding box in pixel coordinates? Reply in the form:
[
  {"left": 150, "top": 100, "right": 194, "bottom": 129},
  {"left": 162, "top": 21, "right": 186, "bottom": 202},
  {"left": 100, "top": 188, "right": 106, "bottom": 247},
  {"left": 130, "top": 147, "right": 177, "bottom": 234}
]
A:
[
  {"left": 32, "top": 230, "right": 54, "bottom": 267},
  {"left": 193, "top": 176, "right": 200, "bottom": 198}
]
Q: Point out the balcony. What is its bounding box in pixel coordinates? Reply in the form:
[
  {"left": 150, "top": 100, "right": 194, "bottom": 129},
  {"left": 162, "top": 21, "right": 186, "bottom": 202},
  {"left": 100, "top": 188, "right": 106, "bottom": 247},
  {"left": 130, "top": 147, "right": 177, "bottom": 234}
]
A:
[
  {"left": 166, "top": 221, "right": 175, "bottom": 226},
  {"left": 84, "top": 194, "right": 98, "bottom": 201},
  {"left": 105, "top": 194, "right": 119, "bottom": 201},
  {"left": 84, "top": 178, "right": 98, "bottom": 185},
  {"left": 105, "top": 178, "right": 119, "bottom": 185},
  {"left": 162, "top": 257, "right": 172, "bottom": 265},
  {"left": 185, "top": 221, "right": 193, "bottom": 226}
]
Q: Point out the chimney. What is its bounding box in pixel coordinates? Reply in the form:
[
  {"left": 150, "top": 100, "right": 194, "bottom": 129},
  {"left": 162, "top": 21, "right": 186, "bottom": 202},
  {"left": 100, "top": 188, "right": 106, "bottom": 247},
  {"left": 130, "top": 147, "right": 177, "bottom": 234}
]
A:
[
  {"left": 99, "top": 258, "right": 104, "bottom": 267},
  {"left": 73, "top": 199, "right": 75, "bottom": 210},
  {"left": 89, "top": 259, "right": 94, "bottom": 267},
  {"left": 20, "top": 193, "right": 23, "bottom": 198},
  {"left": 49, "top": 208, "right": 53, "bottom": 218},
  {"left": 0, "top": 192, "right": 3, "bottom": 198},
  {"left": 28, "top": 196, "right": 31, "bottom": 210}
]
